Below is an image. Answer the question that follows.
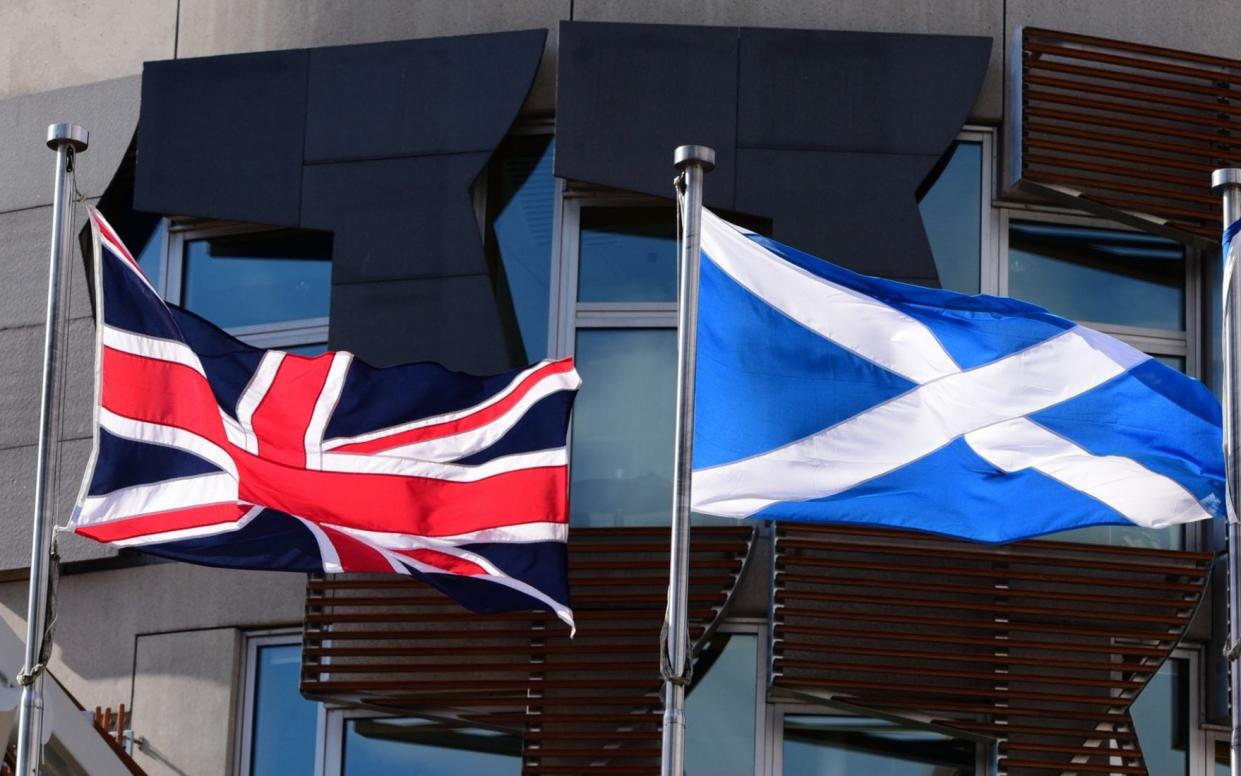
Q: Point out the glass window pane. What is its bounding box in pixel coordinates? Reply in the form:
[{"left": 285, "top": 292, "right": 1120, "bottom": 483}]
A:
[
  {"left": 570, "top": 329, "right": 676, "bottom": 526},
  {"left": 1216, "top": 739, "right": 1229, "bottom": 776},
  {"left": 1131, "top": 659, "right": 1189, "bottom": 776},
  {"left": 342, "top": 718, "right": 520, "bottom": 775},
  {"left": 135, "top": 218, "right": 169, "bottom": 291},
  {"left": 1008, "top": 221, "right": 1185, "bottom": 330},
  {"left": 182, "top": 229, "right": 332, "bottom": 329},
  {"left": 1049, "top": 523, "right": 1183, "bottom": 550},
  {"left": 783, "top": 715, "right": 976, "bottom": 774},
  {"left": 685, "top": 634, "right": 758, "bottom": 775},
  {"left": 578, "top": 208, "right": 677, "bottom": 302},
  {"left": 489, "top": 136, "right": 555, "bottom": 361},
  {"left": 249, "top": 644, "right": 318, "bottom": 776},
  {"left": 919, "top": 141, "right": 981, "bottom": 295}
]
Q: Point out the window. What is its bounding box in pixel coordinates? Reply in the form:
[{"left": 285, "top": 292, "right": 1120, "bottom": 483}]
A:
[
  {"left": 323, "top": 713, "right": 522, "bottom": 775},
  {"left": 139, "top": 220, "right": 333, "bottom": 352},
  {"left": 483, "top": 133, "right": 557, "bottom": 364},
  {"left": 919, "top": 137, "right": 989, "bottom": 295},
  {"left": 237, "top": 633, "right": 321, "bottom": 776},
  {"left": 1129, "top": 653, "right": 1202, "bottom": 776},
  {"left": 769, "top": 707, "right": 979, "bottom": 775},
  {"left": 998, "top": 210, "right": 1199, "bottom": 550},
  {"left": 685, "top": 627, "right": 766, "bottom": 774}
]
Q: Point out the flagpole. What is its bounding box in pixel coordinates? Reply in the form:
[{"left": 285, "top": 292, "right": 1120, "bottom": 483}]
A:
[
  {"left": 14, "top": 123, "right": 88, "bottom": 776},
  {"left": 661, "top": 144, "right": 714, "bottom": 776},
  {"left": 1214, "top": 167, "right": 1241, "bottom": 776}
]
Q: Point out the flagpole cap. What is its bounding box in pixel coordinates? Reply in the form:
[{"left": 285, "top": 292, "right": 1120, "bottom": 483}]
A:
[
  {"left": 46, "top": 123, "right": 88, "bottom": 153},
  {"left": 674, "top": 145, "right": 716, "bottom": 173},
  {"left": 1212, "top": 168, "right": 1241, "bottom": 193}
]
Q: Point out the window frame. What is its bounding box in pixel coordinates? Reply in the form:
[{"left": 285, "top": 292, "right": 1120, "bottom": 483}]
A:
[
  {"left": 156, "top": 220, "right": 332, "bottom": 351},
  {"left": 235, "top": 629, "right": 324, "bottom": 776}
]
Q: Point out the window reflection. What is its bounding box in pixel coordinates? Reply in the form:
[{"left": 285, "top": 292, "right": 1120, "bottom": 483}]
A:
[
  {"left": 249, "top": 644, "right": 318, "bottom": 776},
  {"left": 1131, "top": 659, "right": 1189, "bottom": 776},
  {"left": 685, "top": 634, "right": 758, "bottom": 775},
  {"left": 342, "top": 718, "right": 520, "bottom": 775},
  {"left": 135, "top": 218, "right": 169, "bottom": 290},
  {"left": 570, "top": 329, "right": 676, "bottom": 526},
  {"left": 919, "top": 141, "right": 982, "bottom": 294},
  {"left": 182, "top": 229, "right": 332, "bottom": 329},
  {"left": 578, "top": 208, "right": 678, "bottom": 303},
  {"left": 488, "top": 136, "right": 556, "bottom": 362},
  {"left": 1008, "top": 222, "right": 1185, "bottom": 330},
  {"left": 783, "top": 715, "right": 976, "bottom": 775}
]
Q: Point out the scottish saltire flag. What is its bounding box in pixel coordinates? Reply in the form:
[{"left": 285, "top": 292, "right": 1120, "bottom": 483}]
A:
[
  {"left": 691, "top": 209, "right": 1224, "bottom": 543},
  {"left": 72, "top": 210, "right": 579, "bottom": 628}
]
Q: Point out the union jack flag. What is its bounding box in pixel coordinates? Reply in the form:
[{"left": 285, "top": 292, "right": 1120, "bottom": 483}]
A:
[{"left": 71, "top": 210, "right": 579, "bottom": 629}]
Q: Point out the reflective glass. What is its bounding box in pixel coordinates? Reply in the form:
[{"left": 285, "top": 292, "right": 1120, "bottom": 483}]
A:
[
  {"left": 1131, "top": 659, "right": 1189, "bottom": 776},
  {"left": 182, "top": 229, "right": 332, "bottom": 329},
  {"left": 919, "top": 141, "right": 981, "bottom": 294},
  {"left": 783, "top": 716, "right": 976, "bottom": 774},
  {"left": 570, "top": 329, "right": 676, "bottom": 525},
  {"left": 685, "top": 635, "right": 758, "bottom": 775},
  {"left": 135, "top": 218, "right": 169, "bottom": 291},
  {"left": 489, "top": 136, "right": 555, "bottom": 361},
  {"left": 1216, "top": 740, "right": 1229, "bottom": 775},
  {"left": 578, "top": 208, "right": 677, "bottom": 302},
  {"left": 342, "top": 718, "right": 520, "bottom": 776},
  {"left": 249, "top": 644, "right": 318, "bottom": 776},
  {"left": 1008, "top": 221, "right": 1184, "bottom": 330}
]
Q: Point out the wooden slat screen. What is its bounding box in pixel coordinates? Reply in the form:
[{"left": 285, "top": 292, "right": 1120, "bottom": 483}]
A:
[
  {"left": 302, "top": 525, "right": 755, "bottom": 775},
  {"left": 1017, "top": 27, "right": 1241, "bottom": 240},
  {"left": 771, "top": 523, "right": 1211, "bottom": 775}
]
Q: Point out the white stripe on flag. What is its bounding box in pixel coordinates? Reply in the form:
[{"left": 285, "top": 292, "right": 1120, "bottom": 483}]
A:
[
  {"left": 966, "top": 418, "right": 1212, "bottom": 527},
  {"left": 98, "top": 407, "right": 239, "bottom": 479},
  {"left": 320, "top": 448, "right": 566, "bottom": 480},
  {"left": 700, "top": 208, "right": 960, "bottom": 383},
  {"left": 112, "top": 505, "right": 263, "bottom": 546},
  {"left": 236, "top": 351, "right": 284, "bottom": 456},
  {"left": 692, "top": 326, "right": 1148, "bottom": 517},
  {"left": 78, "top": 472, "right": 239, "bottom": 525}
]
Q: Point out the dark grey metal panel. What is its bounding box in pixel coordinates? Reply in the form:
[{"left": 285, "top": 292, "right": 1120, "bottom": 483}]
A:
[
  {"left": 555, "top": 21, "right": 991, "bottom": 283},
  {"left": 304, "top": 31, "right": 546, "bottom": 163},
  {"left": 301, "top": 153, "right": 492, "bottom": 284},
  {"left": 329, "top": 276, "right": 511, "bottom": 371},
  {"left": 555, "top": 21, "right": 738, "bottom": 210},
  {"left": 131, "top": 32, "right": 546, "bottom": 368},
  {"left": 134, "top": 51, "right": 308, "bottom": 227},
  {"left": 736, "top": 28, "right": 990, "bottom": 155},
  {"left": 735, "top": 149, "right": 941, "bottom": 284}
]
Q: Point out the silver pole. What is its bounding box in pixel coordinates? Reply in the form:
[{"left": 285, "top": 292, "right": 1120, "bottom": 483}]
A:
[
  {"left": 1214, "top": 167, "right": 1241, "bottom": 776},
  {"left": 661, "top": 144, "right": 714, "bottom": 776},
  {"left": 14, "top": 123, "right": 88, "bottom": 776}
]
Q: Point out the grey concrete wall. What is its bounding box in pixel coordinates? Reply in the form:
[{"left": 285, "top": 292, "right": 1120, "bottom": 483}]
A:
[
  {"left": 131, "top": 628, "right": 242, "bottom": 776},
  {"left": 0, "top": 563, "right": 304, "bottom": 769},
  {"left": 0, "top": 76, "right": 141, "bottom": 569}
]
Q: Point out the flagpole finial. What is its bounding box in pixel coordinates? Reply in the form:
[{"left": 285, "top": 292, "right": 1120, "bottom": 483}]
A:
[
  {"left": 674, "top": 144, "right": 716, "bottom": 173},
  {"left": 1213, "top": 168, "right": 1241, "bottom": 194},
  {"left": 46, "top": 124, "right": 88, "bottom": 153}
]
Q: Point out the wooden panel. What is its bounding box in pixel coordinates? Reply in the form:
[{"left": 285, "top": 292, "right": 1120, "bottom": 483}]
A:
[
  {"left": 771, "top": 524, "right": 1211, "bottom": 776},
  {"left": 301, "top": 526, "right": 755, "bottom": 775},
  {"left": 1017, "top": 27, "right": 1241, "bottom": 241}
]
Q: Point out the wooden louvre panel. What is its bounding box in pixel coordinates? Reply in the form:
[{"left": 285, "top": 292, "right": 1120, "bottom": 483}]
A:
[
  {"left": 1017, "top": 26, "right": 1241, "bottom": 241},
  {"left": 770, "top": 523, "right": 1211, "bottom": 775},
  {"left": 301, "top": 525, "right": 755, "bottom": 775}
]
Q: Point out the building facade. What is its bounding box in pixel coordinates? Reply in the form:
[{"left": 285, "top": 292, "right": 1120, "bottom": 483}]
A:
[{"left": 0, "top": 1, "right": 1238, "bottom": 774}]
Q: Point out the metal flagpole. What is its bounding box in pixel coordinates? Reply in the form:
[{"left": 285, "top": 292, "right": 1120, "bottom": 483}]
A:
[
  {"left": 14, "top": 123, "right": 88, "bottom": 776},
  {"left": 660, "top": 144, "right": 714, "bottom": 776},
  {"left": 1214, "top": 167, "right": 1241, "bottom": 776}
]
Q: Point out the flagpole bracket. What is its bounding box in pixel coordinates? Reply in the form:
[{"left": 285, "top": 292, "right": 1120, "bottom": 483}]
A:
[{"left": 46, "top": 124, "right": 89, "bottom": 153}]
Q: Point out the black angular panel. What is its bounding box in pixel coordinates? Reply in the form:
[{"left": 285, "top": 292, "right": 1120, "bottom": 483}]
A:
[
  {"left": 330, "top": 276, "right": 511, "bottom": 371},
  {"left": 131, "top": 31, "right": 547, "bottom": 368},
  {"left": 735, "top": 149, "right": 940, "bottom": 283},
  {"left": 556, "top": 22, "right": 738, "bottom": 209},
  {"left": 736, "top": 28, "right": 990, "bottom": 155},
  {"left": 555, "top": 21, "right": 991, "bottom": 284},
  {"left": 135, "top": 51, "right": 309, "bottom": 227},
  {"left": 304, "top": 31, "right": 546, "bottom": 163},
  {"left": 301, "top": 153, "right": 491, "bottom": 283}
]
